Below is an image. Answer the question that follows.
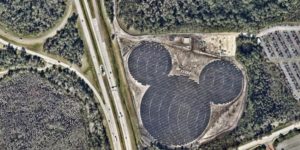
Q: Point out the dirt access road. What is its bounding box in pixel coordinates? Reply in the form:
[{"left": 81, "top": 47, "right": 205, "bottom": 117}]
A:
[
  {"left": 238, "top": 122, "right": 300, "bottom": 150},
  {"left": 257, "top": 26, "right": 300, "bottom": 37}
]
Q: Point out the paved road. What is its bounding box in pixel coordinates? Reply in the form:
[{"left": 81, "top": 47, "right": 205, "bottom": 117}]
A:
[
  {"left": 257, "top": 26, "right": 300, "bottom": 37},
  {"left": 0, "top": 0, "right": 73, "bottom": 45},
  {"left": 238, "top": 122, "right": 300, "bottom": 150},
  {"left": 82, "top": 0, "right": 134, "bottom": 149},
  {"left": 74, "top": 1, "right": 123, "bottom": 150},
  {"left": 276, "top": 133, "right": 300, "bottom": 150},
  {"left": 0, "top": 37, "right": 122, "bottom": 150}
]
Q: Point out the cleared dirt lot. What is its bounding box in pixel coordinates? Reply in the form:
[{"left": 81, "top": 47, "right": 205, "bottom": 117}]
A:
[{"left": 202, "top": 33, "right": 239, "bottom": 56}]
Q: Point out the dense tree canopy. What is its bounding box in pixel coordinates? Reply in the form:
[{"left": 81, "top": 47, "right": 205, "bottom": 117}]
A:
[
  {"left": 0, "top": 44, "right": 45, "bottom": 70},
  {"left": 0, "top": 0, "right": 67, "bottom": 35},
  {"left": 118, "top": 0, "right": 300, "bottom": 33},
  {"left": 44, "top": 13, "right": 84, "bottom": 66}
]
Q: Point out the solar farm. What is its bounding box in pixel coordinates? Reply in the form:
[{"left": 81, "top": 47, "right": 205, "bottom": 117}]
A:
[{"left": 124, "top": 41, "right": 245, "bottom": 147}]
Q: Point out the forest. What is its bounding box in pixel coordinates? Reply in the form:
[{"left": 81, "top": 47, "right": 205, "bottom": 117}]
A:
[
  {"left": 0, "top": 44, "right": 110, "bottom": 149},
  {"left": 0, "top": 68, "right": 110, "bottom": 149},
  {"left": 118, "top": 0, "right": 300, "bottom": 33},
  {"left": 43, "top": 13, "right": 84, "bottom": 66},
  {"left": 34, "top": 66, "right": 110, "bottom": 149},
  {"left": 0, "top": 0, "right": 67, "bottom": 35}
]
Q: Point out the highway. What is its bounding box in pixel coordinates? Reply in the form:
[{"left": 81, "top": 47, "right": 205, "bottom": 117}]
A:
[
  {"left": 79, "top": 0, "right": 134, "bottom": 149},
  {"left": 74, "top": 0, "right": 123, "bottom": 149},
  {"left": 0, "top": 37, "right": 123, "bottom": 150}
]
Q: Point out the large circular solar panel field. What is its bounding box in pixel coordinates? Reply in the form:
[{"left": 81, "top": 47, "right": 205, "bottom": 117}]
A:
[{"left": 128, "top": 42, "right": 244, "bottom": 145}]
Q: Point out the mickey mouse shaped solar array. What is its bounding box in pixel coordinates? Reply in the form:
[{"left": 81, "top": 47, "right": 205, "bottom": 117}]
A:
[{"left": 128, "top": 42, "right": 243, "bottom": 145}]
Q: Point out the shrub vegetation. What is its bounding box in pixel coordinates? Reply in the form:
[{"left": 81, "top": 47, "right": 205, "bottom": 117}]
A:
[
  {"left": 0, "top": 44, "right": 110, "bottom": 149},
  {"left": 0, "top": 0, "right": 67, "bottom": 35},
  {"left": 43, "top": 13, "right": 84, "bottom": 66},
  {"left": 0, "top": 44, "right": 45, "bottom": 70}
]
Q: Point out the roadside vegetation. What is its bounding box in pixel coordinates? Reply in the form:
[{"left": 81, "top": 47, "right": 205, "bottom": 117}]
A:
[
  {"left": 118, "top": 0, "right": 300, "bottom": 33},
  {"left": 0, "top": 0, "right": 67, "bottom": 35},
  {"left": 253, "top": 145, "right": 267, "bottom": 150},
  {"left": 198, "top": 36, "right": 300, "bottom": 149},
  {"left": 0, "top": 44, "right": 45, "bottom": 70},
  {"left": 43, "top": 13, "right": 84, "bottom": 66},
  {"left": 104, "top": 0, "right": 114, "bottom": 23}
]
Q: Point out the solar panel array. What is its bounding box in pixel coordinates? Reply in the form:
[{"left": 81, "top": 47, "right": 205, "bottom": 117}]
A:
[
  {"left": 128, "top": 42, "right": 172, "bottom": 85},
  {"left": 199, "top": 60, "right": 243, "bottom": 104},
  {"left": 128, "top": 42, "right": 243, "bottom": 145}
]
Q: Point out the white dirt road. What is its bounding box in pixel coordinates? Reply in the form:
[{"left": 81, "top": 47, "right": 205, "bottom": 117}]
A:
[
  {"left": 238, "top": 122, "right": 300, "bottom": 150},
  {"left": 257, "top": 26, "right": 300, "bottom": 37}
]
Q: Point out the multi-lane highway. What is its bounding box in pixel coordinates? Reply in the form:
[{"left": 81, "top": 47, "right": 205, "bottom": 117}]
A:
[
  {"left": 78, "top": 0, "right": 134, "bottom": 149},
  {"left": 74, "top": 1, "right": 124, "bottom": 149}
]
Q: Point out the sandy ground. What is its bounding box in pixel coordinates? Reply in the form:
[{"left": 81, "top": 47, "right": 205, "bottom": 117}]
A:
[{"left": 202, "top": 33, "right": 239, "bottom": 56}]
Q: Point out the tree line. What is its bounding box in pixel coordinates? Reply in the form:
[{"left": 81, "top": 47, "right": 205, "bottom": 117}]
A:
[{"left": 118, "top": 0, "right": 300, "bottom": 33}]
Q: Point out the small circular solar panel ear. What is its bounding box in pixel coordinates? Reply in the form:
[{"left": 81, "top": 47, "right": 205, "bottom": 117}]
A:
[
  {"left": 128, "top": 42, "right": 172, "bottom": 85},
  {"left": 199, "top": 60, "right": 243, "bottom": 104}
]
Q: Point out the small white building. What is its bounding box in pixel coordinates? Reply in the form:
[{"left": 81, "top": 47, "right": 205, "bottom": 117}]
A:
[{"left": 183, "top": 37, "right": 191, "bottom": 45}]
